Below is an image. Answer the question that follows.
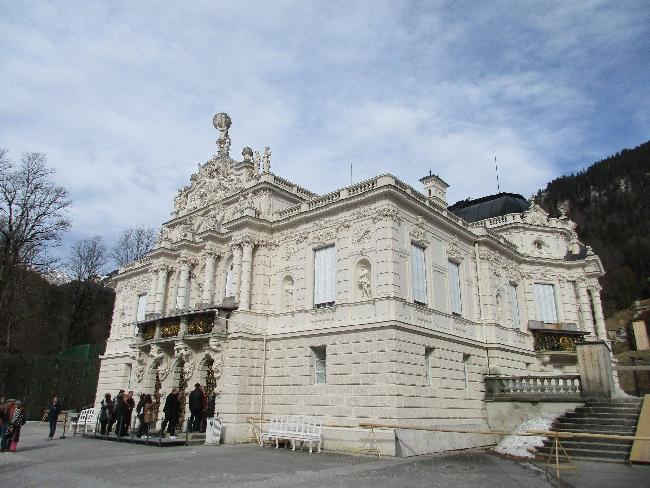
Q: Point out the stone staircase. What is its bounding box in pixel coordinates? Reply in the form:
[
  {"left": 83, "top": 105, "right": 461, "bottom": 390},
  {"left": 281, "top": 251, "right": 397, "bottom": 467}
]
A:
[{"left": 536, "top": 398, "right": 643, "bottom": 462}]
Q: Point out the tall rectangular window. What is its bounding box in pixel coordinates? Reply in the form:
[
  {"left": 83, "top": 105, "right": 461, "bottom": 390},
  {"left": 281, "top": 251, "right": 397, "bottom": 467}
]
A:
[
  {"left": 136, "top": 294, "right": 147, "bottom": 322},
  {"left": 448, "top": 260, "right": 462, "bottom": 314},
  {"left": 411, "top": 244, "right": 427, "bottom": 305},
  {"left": 312, "top": 346, "right": 327, "bottom": 384},
  {"left": 314, "top": 246, "right": 336, "bottom": 307},
  {"left": 534, "top": 283, "right": 558, "bottom": 323},
  {"left": 425, "top": 347, "right": 435, "bottom": 386},
  {"left": 225, "top": 262, "right": 234, "bottom": 297},
  {"left": 508, "top": 284, "right": 520, "bottom": 329}
]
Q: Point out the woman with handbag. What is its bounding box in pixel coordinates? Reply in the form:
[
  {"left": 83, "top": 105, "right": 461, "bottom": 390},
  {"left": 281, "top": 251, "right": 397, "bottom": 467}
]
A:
[
  {"left": 6, "top": 400, "right": 26, "bottom": 453},
  {"left": 0, "top": 399, "right": 15, "bottom": 453}
]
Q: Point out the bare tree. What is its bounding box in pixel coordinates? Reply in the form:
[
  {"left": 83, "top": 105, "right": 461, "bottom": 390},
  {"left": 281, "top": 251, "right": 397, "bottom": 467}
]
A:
[
  {"left": 66, "top": 236, "right": 108, "bottom": 347},
  {"left": 111, "top": 225, "right": 156, "bottom": 267},
  {"left": 0, "top": 150, "right": 71, "bottom": 351},
  {"left": 68, "top": 236, "right": 108, "bottom": 281}
]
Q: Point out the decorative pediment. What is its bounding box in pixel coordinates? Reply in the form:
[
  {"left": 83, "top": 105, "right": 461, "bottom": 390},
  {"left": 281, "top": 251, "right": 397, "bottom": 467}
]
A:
[{"left": 522, "top": 204, "right": 550, "bottom": 226}]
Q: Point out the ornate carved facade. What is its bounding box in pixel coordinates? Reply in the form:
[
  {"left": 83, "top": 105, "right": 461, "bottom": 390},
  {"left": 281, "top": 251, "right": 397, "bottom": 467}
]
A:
[{"left": 97, "top": 113, "right": 607, "bottom": 454}]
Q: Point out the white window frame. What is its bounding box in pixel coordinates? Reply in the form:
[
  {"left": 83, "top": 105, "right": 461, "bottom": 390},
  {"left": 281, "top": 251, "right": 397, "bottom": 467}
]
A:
[
  {"left": 312, "top": 346, "right": 327, "bottom": 384},
  {"left": 534, "top": 283, "right": 558, "bottom": 323},
  {"left": 508, "top": 284, "right": 520, "bottom": 329},
  {"left": 314, "top": 245, "right": 336, "bottom": 308},
  {"left": 425, "top": 347, "right": 434, "bottom": 386},
  {"left": 136, "top": 293, "right": 147, "bottom": 322},
  {"left": 411, "top": 243, "right": 428, "bottom": 305},
  {"left": 448, "top": 260, "right": 462, "bottom": 315},
  {"left": 225, "top": 262, "right": 234, "bottom": 297}
]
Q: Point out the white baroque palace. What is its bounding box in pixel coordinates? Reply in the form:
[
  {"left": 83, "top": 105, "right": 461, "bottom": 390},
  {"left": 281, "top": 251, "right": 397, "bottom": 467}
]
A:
[{"left": 97, "top": 113, "right": 607, "bottom": 454}]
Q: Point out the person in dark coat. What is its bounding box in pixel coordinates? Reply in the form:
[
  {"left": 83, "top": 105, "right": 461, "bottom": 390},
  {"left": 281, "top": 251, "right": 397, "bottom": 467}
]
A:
[
  {"left": 188, "top": 383, "right": 206, "bottom": 433},
  {"left": 109, "top": 390, "right": 125, "bottom": 436},
  {"left": 99, "top": 393, "right": 113, "bottom": 435},
  {"left": 206, "top": 392, "right": 216, "bottom": 419},
  {"left": 160, "top": 388, "right": 180, "bottom": 439},
  {"left": 135, "top": 393, "right": 146, "bottom": 437},
  {"left": 121, "top": 391, "right": 135, "bottom": 436},
  {"left": 47, "top": 396, "right": 62, "bottom": 440}
]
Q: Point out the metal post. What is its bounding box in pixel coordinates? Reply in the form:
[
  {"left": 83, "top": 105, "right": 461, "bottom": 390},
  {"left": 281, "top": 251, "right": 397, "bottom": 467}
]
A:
[
  {"left": 630, "top": 356, "right": 641, "bottom": 396},
  {"left": 60, "top": 412, "right": 67, "bottom": 439}
]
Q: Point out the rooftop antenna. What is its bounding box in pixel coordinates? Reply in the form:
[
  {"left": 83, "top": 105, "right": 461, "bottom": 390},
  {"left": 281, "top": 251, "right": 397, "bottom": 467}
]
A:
[
  {"left": 350, "top": 163, "right": 353, "bottom": 185},
  {"left": 495, "top": 155, "right": 500, "bottom": 193}
]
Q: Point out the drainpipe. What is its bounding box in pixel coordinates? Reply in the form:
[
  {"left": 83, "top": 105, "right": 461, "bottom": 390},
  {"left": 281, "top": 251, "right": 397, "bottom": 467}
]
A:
[
  {"left": 259, "top": 323, "right": 268, "bottom": 437},
  {"left": 475, "top": 242, "right": 491, "bottom": 374}
]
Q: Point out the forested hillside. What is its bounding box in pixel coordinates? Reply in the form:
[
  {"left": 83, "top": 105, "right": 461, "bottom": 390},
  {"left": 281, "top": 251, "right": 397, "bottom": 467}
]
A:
[{"left": 536, "top": 141, "right": 650, "bottom": 314}]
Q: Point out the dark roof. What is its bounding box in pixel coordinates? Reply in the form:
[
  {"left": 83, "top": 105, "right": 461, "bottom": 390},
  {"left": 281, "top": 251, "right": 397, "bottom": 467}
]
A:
[{"left": 448, "top": 192, "right": 530, "bottom": 223}]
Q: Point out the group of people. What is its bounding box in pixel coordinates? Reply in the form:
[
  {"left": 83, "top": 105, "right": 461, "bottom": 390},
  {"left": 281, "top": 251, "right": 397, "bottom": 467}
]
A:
[
  {"left": 98, "top": 390, "right": 148, "bottom": 437},
  {"left": 0, "top": 397, "right": 27, "bottom": 453},
  {"left": 96, "top": 383, "right": 216, "bottom": 440},
  {"left": 0, "top": 384, "right": 217, "bottom": 452},
  {"left": 160, "top": 383, "right": 215, "bottom": 439}
]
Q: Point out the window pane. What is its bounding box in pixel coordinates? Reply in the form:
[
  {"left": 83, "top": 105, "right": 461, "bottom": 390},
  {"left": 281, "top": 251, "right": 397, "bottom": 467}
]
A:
[
  {"left": 509, "top": 285, "right": 520, "bottom": 328},
  {"left": 448, "top": 261, "right": 462, "bottom": 314},
  {"left": 411, "top": 244, "right": 427, "bottom": 304},
  {"left": 314, "top": 246, "right": 336, "bottom": 306},
  {"left": 312, "top": 347, "right": 327, "bottom": 384},
  {"left": 225, "top": 263, "right": 234, "bottom": 297},
  {"left": 136, "top": 294, "right": 147, "bottom": 322},
  {"left": 534, "top": 283, "right": 557, "bottom": 323}
]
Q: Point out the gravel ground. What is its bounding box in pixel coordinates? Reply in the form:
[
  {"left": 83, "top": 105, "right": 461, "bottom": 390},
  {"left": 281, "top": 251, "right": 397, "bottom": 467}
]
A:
[{"left": 1, "top": 423, "right": 647, "bottom": 488}]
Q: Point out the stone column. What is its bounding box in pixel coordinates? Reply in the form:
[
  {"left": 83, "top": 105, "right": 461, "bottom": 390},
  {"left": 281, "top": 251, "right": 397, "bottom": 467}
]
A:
[
  {"left": 146, "top": 269, "right": 158, "bottom": 315},
  {"left": 213, "top": 255, "right": 225, "bottom": 304},
  {"left": 232, "top": 244, "right": 243, "bottom": 302},
  {"left": 373, "top": 208, "right": 401, "bottom": 298},
  {"left": 589, "top": 285, "right": 607, "bottom": 340},
  {"left": 154, "top": 265, "right": 169, "bottom": 315},
  {"left": 577, "top": 281, "right": 595, "bottom": 335},
  {"left": 239, "top": 240, "right": 255, "bottom": 310},
  {"left": 175, "top": 255, "right": 193, "bottom": 311},
  {"left": 201, "top": 249, "right": 218, "bottom": 306}
]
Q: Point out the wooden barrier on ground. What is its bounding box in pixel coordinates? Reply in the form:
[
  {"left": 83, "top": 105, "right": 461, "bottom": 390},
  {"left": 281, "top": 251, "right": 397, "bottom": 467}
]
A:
[
  {"left": 630, "top": 394, "right": 650, "bottom": 463},
  {"left": 359, "top": 422, "right": 650, "bottom": 480}
]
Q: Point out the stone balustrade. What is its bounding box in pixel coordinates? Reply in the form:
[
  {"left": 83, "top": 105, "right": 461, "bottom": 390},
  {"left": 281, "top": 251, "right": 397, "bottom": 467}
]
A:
[{"left": 484, "top": 374, "right": 582, "bottom": 401}]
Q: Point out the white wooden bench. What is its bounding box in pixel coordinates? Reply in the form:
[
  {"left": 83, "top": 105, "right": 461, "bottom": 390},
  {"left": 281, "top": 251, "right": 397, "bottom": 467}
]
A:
[
  {"left": 73, "top": 408, "right": 98, "bottom": 435},
  {"left": 260, "top": 415, "right": 322, "bottom": 453}
]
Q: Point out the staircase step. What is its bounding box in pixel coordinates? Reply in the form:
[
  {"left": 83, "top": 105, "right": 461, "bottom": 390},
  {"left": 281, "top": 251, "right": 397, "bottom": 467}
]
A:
[
  {"left": 584, "top": 401, "right": 643, "bottom": 408},
  {"left": 575, "top": 405, "right": 641, "bottom": 413},
  {"left": 536, "top": 446, "right": 630, "bottom": 460},
  {"left": 542, "top": 440, "right": 633, "bottom": 451},
  {"left": 564, "top": 410, "right": 639, "bottom": 417},
  {"left": 553, "top": 427, "right": 636, "bottom": 436},
  {"left": 558, "top": 416, "right": 638, "bottom": 426}
]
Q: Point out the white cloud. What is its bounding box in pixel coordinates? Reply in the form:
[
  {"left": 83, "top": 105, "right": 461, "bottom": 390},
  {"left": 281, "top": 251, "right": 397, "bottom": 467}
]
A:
[{"left": 0, "top": 0, "right": 647, "bottom": 258}]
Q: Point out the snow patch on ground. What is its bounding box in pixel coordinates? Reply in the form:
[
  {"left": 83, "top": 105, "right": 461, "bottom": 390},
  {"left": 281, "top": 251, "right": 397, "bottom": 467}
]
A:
[{"left": 494, "top": 414, "right": 559, "bottom": 459}]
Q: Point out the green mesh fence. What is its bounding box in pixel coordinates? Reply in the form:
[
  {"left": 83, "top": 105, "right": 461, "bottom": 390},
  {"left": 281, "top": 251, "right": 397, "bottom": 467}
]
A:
[{"left": 0, "top": 352, "right": 101, "bottom": 420}]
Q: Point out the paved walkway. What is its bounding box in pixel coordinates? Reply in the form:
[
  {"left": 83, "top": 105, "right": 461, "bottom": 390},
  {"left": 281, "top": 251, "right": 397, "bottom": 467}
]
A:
[{"left": 1, "top": 423, "right": 647, "bottom": 487}]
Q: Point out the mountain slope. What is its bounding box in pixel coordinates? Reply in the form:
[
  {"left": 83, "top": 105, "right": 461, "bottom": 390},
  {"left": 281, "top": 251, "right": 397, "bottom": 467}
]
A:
[{"left": 536, "top": 141, "right": 650, "bottom": 314}]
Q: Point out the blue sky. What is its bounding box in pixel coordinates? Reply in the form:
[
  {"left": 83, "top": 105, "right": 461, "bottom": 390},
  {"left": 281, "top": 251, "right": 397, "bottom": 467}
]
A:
[{"left": 1, "top": 1, "right": 648, "bottom": 259}]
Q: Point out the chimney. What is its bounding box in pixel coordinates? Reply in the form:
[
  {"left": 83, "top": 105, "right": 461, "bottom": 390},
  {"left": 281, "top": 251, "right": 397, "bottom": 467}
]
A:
[{"left": 419, "top": 173, "right": 449, "bottom": 207}]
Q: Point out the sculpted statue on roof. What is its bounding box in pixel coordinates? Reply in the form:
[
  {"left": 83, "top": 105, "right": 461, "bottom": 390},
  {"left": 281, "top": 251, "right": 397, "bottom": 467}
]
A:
[{"left": 172, "top": 113, "right": 251, "bottom": 217}]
